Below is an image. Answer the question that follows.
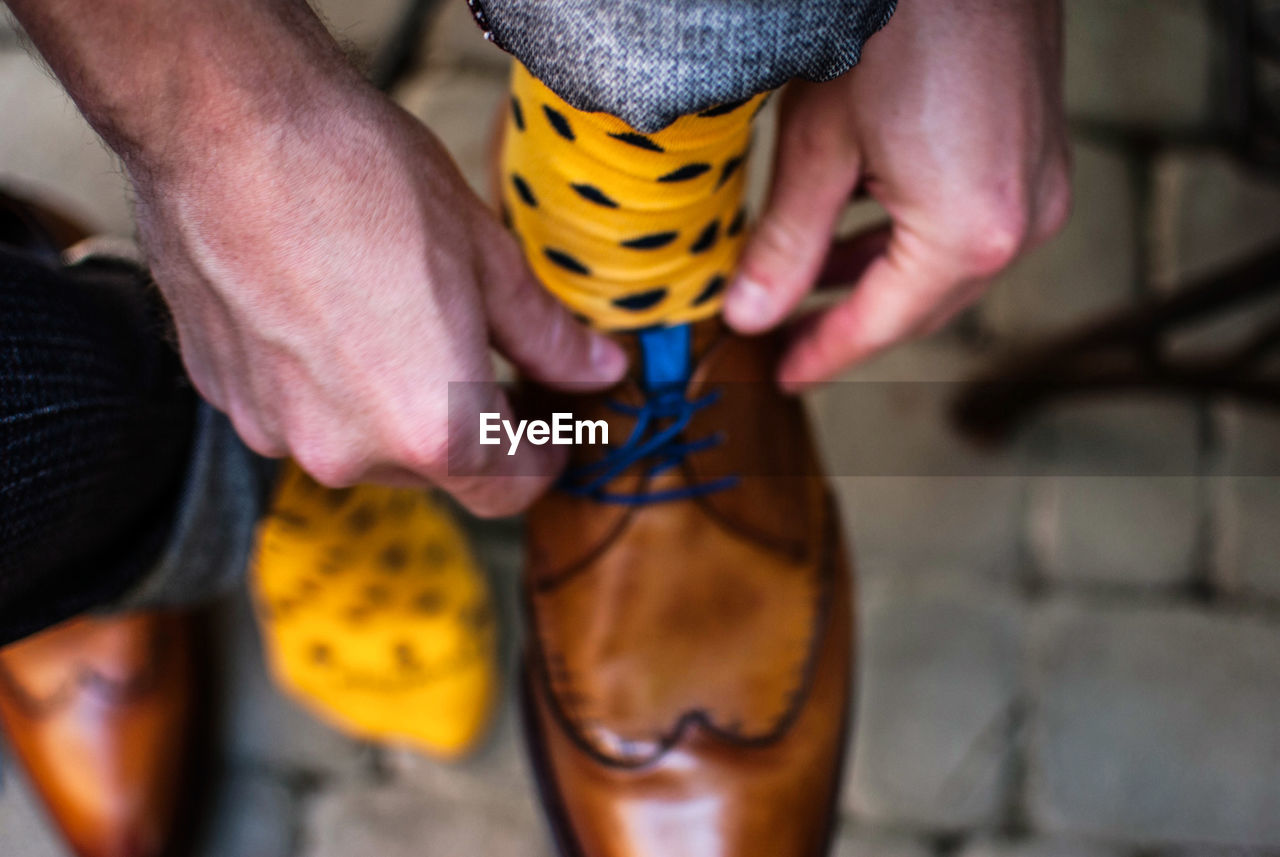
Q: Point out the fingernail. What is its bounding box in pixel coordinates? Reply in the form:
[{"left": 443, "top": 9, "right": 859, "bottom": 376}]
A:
[
  {"left": 589, "top": 334, "right": 627, "bottom": 379},
  {"left": 724, "top": 277, "right": 774, "bottom": 331}
]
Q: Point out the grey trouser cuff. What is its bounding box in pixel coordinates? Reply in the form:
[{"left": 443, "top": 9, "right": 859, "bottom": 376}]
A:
[
  {"left": 476, "top": 0, "right": 897, "bottom": 132},
  {"left": 109, "top": 402, "right": 276, "bottom": 610}
]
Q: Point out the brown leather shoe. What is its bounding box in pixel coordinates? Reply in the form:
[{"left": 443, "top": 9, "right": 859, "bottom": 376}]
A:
[
  {"left": 520, "top": 319, "right": 854, "bottom": 857},
  {"left": 0, "top": 612, "right": 193, "bottom": 857}
]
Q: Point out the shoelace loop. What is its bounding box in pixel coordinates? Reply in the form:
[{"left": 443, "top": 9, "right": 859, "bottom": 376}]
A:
[{"left": 558, "top": 384, "right": 738, "bottom": 505}]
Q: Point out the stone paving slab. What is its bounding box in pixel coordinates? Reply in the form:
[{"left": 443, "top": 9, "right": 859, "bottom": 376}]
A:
[
  {"left": 209, "top": 591, "right": 376, "bottom": 781},
  {"left": 958, "top": 836, "right": 1130, "bottom": 857},
  {"left": 833, "top": 826, "right": 937, "bottom": 857},
  {"left": 814, "top": 338, "right": 1028, "bottom": 583},
  {"left": 1216, "top": 402, "right": 1280, "bottom": 479},
  {"left": 1028, "top": 600, "right": 1280, "bottom": 846},
  {"left": 1155, "top": 847, "right": 1280, "bottom": 857},
  {"left": 0, "top": 6, "right": 20, "bottom": 49},
  {"left": 834, "top": 475, "right": 1027, "bottom": 586},
  {"left": 397, "top": 63, "right": 510, "bottom": 196},
  {"left": 413, "top": 0, "right": 511, "bottom": 75},
  {"left": 383, "top": 670, "right": 538, "bottom": 816},
  {"left": 1024, "top": 399, "right": 1203, "bottom": 589},
  {"left": 814, "top": 337, "right": 1031, "bottom": 477},
  {"left": 1212, "top": 404, "right": 1280, "bottom": 601},
  {"left": 1151, "top": 151, "right": 1280, "bottom": 290},
  {"left": 0, "top": 751, "right": 65, "bottom": 857},
  {"left": 1212, "top": 476, "right": 1280, "bottom": 602},
  {"left": 300, "top": 780, "right": 556, "bottom": 857},
  {"left": 845, "top": 574, "right": 1026, "bottom": 830},
  {"left": 1063, "top": 0, "right": 1217, "bottom": 131},
  {"left": 1024, "top": 399, "right": 1202, "bottom": 477},
  {"left": 313, "top": 0, "right": 408, "bottom": 70},
  {"left": 1029, "top": 476, "right": 1201, "bottom": 589},
  {"left": 0, "top": 49, "right": 133, "bottom": 236}
]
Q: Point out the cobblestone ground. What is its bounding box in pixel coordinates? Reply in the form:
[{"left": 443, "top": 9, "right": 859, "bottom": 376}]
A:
[{"left": 4, "top": 1, "right": 1280, "bottom": 856}]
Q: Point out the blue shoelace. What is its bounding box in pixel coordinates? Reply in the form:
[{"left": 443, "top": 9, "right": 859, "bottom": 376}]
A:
[{"left": 558, "top": 324, "right": 739, "bottom": 505}]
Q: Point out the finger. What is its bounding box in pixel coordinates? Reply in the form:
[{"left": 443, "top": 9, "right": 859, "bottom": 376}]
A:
[
  {"left": 431, "top": 381, "right": 563, "bottom": 517},
  {"left": 778, "top": 240, "right": 977, "bottom": 390},
  {"left": 815, "top": 225, "right": 892, "bottom": 290},
  {"left": 479, "top": 224, "right": 626, "bottom": 391},
  {"left": 724, "top": 88, "right": 861, "bottom": 334}
]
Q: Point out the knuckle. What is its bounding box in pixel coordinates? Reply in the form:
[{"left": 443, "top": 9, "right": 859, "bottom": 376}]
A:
[
  {"left": 292, "top": 445, "right": 362, "bottom": 488},
  {"left": 437, "top": 431, "right": 494, "bottom": 477},
  {"left": 237, "top": 429, "right": 285, "bottom": 459},
  {"left": 461, "top": 491, "right": 520, "bottom": 519},
  {"left": 382, "top": 419, "right": 453, "bottom": 477},
  {"left": 373, "top": 389, "right": 489, "bottom": 479},
  {"left": 298, "top": 462, "right": 359, "bottom": 488},
  {"left": 478, "top": 495, "right": 532, "bottom": 518},
  {"left": 450, "top": 476, "right": 541, "bottom": 518},
  {"left": 186, "top": 372, "right": 225, "bottom": 411},
  {"left": 960, "top": 203, "right": 1030, "bottom": 277},
  {"left": 225, "top": 407, "right": 285, "bottom": 459}
]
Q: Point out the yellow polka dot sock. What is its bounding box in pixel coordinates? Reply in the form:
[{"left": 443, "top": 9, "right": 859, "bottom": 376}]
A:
[
  {"left": 249, "top": 461, "right": 498, "bottom": 759},
  {"left": 501, "top": 62, "right": 765, "bottom": 330}
]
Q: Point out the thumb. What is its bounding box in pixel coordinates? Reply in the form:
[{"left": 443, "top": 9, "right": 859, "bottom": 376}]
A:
[
  {"left": 724, "top": 88, "right": 861, "bottom": 334},
  {"left": 481, "top": 228, "right": 627, "bottom": 390}
]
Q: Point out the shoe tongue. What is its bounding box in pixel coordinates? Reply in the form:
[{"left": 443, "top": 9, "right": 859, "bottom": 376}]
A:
[{"left": 635, "top": 324, "right": 692, "bottom": 392}]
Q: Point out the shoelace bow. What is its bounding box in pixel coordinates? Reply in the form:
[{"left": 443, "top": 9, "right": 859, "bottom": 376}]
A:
[{"left": 558, "top": 384, "right": 739, "bottom": 505}]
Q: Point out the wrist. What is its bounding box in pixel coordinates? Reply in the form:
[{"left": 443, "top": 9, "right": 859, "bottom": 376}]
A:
[
  {"left": 10, "top": 0, "right": 369, "bottom": 182},
  {"left": 125, "top": 14, "right": 370, "bottom": 183},
  {"left": 128, "top": 64, "right": 375, "bottom": 189}
]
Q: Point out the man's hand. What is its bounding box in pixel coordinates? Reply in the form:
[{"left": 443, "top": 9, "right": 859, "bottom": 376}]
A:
[
  {"left": 8, "top": 0, "right": 625, "bottom": 516},
  {"left": 135, "top": 86, "right": 626, "bottom": 516},
  {"left": 724, "top": 0, "right": 1071, "bottom": 389}
]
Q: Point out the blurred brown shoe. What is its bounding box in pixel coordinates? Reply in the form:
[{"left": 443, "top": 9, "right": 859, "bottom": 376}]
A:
[
  {"left": 0, "top": 187, "right": 194, "bottom": 857},
  {"left": 0, "top": 612, "right": 193, "bottom": 857},
  {"left": 521, "top": 320, "right": 854, "bottom": 857}
]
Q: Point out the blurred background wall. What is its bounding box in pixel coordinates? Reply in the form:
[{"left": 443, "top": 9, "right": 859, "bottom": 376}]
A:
[{"left": 2, "top": 1, "right": 1280, "bottom": 856}]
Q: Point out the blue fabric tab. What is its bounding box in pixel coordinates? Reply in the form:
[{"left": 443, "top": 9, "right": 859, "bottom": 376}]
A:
[
  {"left": 637, "top": 324, "right": 691, "bottom": 392},
  {"left": 557, "top": 321, "right": 738, "bottom": 504}
]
